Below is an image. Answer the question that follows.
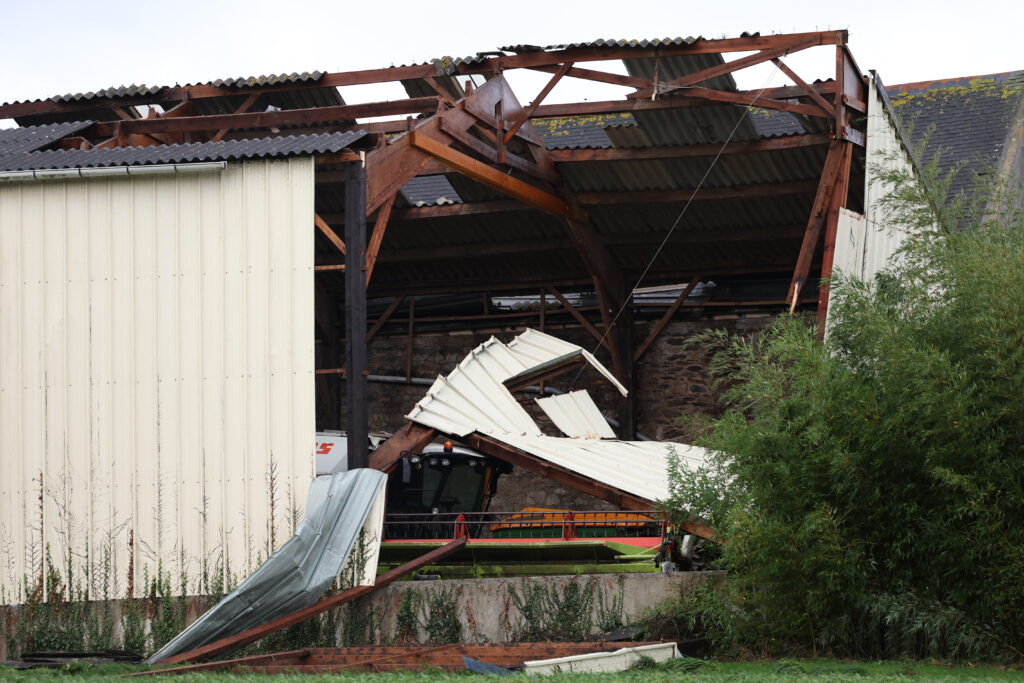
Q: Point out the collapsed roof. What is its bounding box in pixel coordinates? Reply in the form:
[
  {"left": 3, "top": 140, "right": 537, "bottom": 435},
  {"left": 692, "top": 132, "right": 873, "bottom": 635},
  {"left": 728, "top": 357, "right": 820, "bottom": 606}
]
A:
[{"left": 382, "top": 328, "right": 711, "bottom": 536}]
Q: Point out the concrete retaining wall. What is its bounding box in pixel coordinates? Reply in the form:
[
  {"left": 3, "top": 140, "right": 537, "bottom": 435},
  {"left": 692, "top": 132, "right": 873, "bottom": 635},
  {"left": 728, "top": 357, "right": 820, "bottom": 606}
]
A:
[{"left": 349, "top": 571, "right": 723, "bottom": 644}]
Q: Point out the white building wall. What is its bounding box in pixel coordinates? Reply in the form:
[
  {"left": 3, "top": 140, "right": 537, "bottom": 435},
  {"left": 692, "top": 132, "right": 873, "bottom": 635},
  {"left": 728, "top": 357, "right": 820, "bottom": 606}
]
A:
[
  {"left": 832, "top": 74, "right": 914, "bottom": 287},
  {"left": 0, "top": 157, "right": 315, "bottom": 601}
]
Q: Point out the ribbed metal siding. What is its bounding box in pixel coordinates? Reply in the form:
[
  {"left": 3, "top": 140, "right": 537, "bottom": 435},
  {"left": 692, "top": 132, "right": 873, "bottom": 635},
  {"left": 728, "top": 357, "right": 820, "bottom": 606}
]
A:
[{"left": 0, "top": 157, "right": 315, "bottom": 601}]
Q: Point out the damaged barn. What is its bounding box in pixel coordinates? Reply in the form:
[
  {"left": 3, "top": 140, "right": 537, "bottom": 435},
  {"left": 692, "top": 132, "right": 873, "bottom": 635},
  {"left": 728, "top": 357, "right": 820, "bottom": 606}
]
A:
[{"left": 0, "top": 31, "right": 918, "bottom": 658}]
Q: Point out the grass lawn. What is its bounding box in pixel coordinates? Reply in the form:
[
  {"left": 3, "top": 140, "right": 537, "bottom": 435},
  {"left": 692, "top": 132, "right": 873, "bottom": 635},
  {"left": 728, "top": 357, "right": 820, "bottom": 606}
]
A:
[{"left": 2, "top": 658, "right": 1023, "bottom": 681}]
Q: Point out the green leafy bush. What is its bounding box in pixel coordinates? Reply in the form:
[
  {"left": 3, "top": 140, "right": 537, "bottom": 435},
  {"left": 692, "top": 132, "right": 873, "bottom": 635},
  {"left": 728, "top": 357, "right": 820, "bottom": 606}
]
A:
[{"left": 664, "top": 158, "right": 1024, "bottom": 661}]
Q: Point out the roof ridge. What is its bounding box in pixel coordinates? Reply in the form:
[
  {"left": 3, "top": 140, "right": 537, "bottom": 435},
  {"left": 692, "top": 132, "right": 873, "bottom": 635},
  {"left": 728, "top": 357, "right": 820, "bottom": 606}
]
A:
[{"left": 888, "top": 70, "right": 1024, "bottom": 93}]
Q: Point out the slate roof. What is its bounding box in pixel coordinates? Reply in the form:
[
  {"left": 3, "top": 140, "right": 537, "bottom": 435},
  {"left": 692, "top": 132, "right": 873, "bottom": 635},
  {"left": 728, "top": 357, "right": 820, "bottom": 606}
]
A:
[
  {"left": 533, "top": 113, "right": 636, "bottom": 149},
  {"left": 0, "top": 121, "right": 93, "bottom": 165},
  {"left": 887, "top": 71, "right": 1024, "bottom": 201},
  {"left": 0, "top": 131, "right": 368, "bottom": 172}
]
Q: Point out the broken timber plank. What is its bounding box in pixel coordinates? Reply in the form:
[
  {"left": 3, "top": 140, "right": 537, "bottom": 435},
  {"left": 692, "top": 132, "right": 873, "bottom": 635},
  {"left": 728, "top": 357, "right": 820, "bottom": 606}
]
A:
[{"left": 156, "top": 537, "right": 467, "bottom": 666}]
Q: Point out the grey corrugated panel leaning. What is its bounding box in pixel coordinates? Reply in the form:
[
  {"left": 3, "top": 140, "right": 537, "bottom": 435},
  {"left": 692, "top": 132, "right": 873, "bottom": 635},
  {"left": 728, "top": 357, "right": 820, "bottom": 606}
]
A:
[{"left": 147, "top": 468, "right": 387, "bottom": 664}]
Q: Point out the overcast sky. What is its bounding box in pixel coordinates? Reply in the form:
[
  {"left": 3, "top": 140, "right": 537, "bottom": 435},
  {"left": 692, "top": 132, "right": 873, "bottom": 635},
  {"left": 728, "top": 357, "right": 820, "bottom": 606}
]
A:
[{"left": 2, "top": 0, "right": 1021, "bottom": 125}]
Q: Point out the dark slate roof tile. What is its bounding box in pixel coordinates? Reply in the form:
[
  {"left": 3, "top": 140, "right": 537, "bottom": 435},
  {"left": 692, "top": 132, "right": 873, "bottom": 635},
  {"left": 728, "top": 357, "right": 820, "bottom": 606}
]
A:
[
  {"left": 533, "top": 113, "right": 636, "bottom": 149},
  {"left": 0, "top": 131, "right": 367, "bottom": 172},
  {"left": 888, "top": 71, "right": 1024, "bottom": 201}
]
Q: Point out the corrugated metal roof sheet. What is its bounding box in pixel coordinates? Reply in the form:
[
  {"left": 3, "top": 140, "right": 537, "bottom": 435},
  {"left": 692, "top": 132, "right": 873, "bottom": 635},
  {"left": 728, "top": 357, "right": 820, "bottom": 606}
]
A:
[
  {"left": 0, "top": 121, "right": 93, "bottom": 161},
  {"left": 52, "top": 84, "right": 165, "bottom": 103},
  {"left": 0, "top": 131, "right": 368, "bottom": 171},
  {"left": 404, "top": 329, "right": 704, "bottom": 504},
  {"left": 536, "top": 390, "right": 617, "bottom": 439},
  {"left": 148, "top": 469, "right": 387, "bottom": 664},
  {"left": 503, "top": 37, "right": 710, "bottom": 51},
  {"left": 400, "top": 174, "right": 462, "bottom": 205}
]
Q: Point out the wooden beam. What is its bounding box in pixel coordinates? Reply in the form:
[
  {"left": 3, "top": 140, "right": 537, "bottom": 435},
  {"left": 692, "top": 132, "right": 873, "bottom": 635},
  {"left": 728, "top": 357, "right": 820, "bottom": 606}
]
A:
[
  {"left": 816, "top": 141, "right": 854, "bottom": 331},
  {"left": 592, "top": 275, "right": 625, "bottom": 381},
  {"left": 366, "top": 295, "right": 405, "bottom": 344},
  {"left": 365, "top": 192, "right": 395, "bottom": 286},
  {"left": 531, "top": 63, "right": 650, "bottom": 91},
  {"left": 211, "top": 93, "right": 260, "bottom": 142},
  {"left": 460, "top": 432, "right": 715, "bottom": 539},
  {"left": 546, "top": 287, "right": 611, "bottom": 353},
  {"left": 438, "top": 118, "right": 560, "bottom": 185},
  {"left": 409, "top": 131, "right": 580, "bottom": 221},
  {"left": 575, "top": 180, "right": 819, "bottom": 205},
  {"left": 0, "top": 32, "right": 847, "bottom": 122},
  {"left": 634, "top": 275, "right": 701, "bottom": 363},
  {"left": 549, "top": 133, "right": 829, "bottom": 162},
  {"left": 788, "top": 141, "right": 847, "bottom": 311},
  {"left": 505, "top": 63, "right": 571, "bottom": 143},
  {"left": 632, "top": 37, "right": 819, "bottom": 98},
  {"left": 315, "top": 212, "right": 346, "bottom": 255},
  {"left": 369, "top": 422, "right": 437, "bottom": 474},
  {"left": 156, "top": 537, "right": 468, "bottom": 665},
  {"left": 532, "top": 82, "right": 838, "bottom": 118},
  {"left": 771, "top": 58, "right": 834, "bottom": 117},
  {"left": 88, "top": 98, "right": 441, "bottom": 136}
]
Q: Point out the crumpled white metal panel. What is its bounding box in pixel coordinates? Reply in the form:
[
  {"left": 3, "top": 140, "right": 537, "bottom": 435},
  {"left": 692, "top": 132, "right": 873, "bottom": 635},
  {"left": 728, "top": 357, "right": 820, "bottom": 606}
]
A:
[
  {"left": 0, "top": 157, "right": 315, "bottom": 602},
  {"left": 827, "top": 76, "right": 917, "bottom": 331},
  {"left": 536, "top": 390, "right": 616, "bottom": 439},
  {"left": 404, "top": 329, "right": 706, "bottom": 504}
]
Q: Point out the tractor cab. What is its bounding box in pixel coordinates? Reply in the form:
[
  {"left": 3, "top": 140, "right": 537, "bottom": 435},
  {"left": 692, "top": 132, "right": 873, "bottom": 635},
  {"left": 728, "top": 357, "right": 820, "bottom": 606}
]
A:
[{"left": 384, "top": 441, "right": 511, "bottom": 539}]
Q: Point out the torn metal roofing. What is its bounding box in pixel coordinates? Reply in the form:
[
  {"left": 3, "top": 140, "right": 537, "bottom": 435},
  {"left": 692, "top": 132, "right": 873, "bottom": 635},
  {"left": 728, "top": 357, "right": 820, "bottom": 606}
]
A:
[
  {"left": 0, "top": 131, "right": 368, "bottom": 172},
  {"left": 405, "top": 329, "right": 705, "bottom": 504},
  {"left": 148, "top": 468, "right": 387, "bottom": 664},
  {"left": 0, "top": 121, "right": 92, "bottom": 162},
  {"left": 536, "top": 391, "right": 617, "bottom": 439}
]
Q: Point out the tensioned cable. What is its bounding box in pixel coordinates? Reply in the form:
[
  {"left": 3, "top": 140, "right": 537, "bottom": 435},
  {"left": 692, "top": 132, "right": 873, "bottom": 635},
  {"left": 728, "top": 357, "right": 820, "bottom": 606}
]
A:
[{"left": 568, "top": 63, "right": 782, "bottom": 391}]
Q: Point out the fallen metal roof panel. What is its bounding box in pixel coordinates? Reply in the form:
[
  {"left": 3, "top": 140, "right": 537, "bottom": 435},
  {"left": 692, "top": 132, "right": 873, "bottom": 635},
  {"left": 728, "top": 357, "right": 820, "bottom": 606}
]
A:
[
  {"left": 148, "top": 469, "right": 387, "bottom": 664},
  {"left": 536, "top": 390, "right": 617, "bottom": 439},
  {"left": 0, "top": 131, "right": 367, "bottom": 172},
  {"left": 404, "top": 329, "right": 705, "bottom": 504}
]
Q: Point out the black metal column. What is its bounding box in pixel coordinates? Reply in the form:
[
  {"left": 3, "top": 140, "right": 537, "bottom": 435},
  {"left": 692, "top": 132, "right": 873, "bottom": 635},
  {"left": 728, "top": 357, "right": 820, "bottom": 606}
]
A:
[
  {"left": 345, "top": 158, "right": 369, "bottom": 469},
  {"left": 617, "top": 299, "right": 637, "bottom": 440}
]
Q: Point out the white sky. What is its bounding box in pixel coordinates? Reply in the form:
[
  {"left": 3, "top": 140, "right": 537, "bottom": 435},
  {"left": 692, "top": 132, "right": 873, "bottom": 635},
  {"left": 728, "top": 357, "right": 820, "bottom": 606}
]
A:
[{"left": 1, "top": 0, "right": 1021, "bottom": 126}]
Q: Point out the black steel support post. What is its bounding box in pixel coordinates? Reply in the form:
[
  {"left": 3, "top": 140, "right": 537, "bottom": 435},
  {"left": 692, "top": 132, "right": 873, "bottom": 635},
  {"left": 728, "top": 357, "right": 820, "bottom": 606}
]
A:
[
  {"left": 617, "top": 300, "right": 637, "bottom": 440},
  {"left": 345, "top": 158, "right": 369, "bottom": 469}
]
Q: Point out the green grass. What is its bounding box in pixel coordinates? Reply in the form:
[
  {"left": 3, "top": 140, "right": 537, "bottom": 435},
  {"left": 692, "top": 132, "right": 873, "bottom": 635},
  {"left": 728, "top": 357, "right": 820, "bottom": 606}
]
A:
[{"left": 2, "top": 659, "right": 1023, "bottom": 681}]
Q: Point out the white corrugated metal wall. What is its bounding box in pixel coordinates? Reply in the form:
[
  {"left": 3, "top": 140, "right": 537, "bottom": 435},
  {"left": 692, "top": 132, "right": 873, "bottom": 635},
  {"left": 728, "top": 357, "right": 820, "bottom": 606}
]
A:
[
  {"left": 0, "top": 157, "right": 315, "bottom": 601},
  {"left": 832, "top": 75, "right": 914, "bottom": 285}
]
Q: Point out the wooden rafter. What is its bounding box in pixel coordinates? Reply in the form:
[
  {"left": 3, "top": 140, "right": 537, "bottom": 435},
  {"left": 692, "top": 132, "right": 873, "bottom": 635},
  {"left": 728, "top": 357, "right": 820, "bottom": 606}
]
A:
[
  {"left": 504, "top": 63, "right": 571, "bottom": 143},
  {"left": 0, "top": 31, "right": 848, "bottom": 121},
  {"left": 631, "top": 37, "right": 820, "bottom": 98},
  {"left": 546, "top": 287, "right": 611, "bottom": 353},
  {"left": 633, "top": 275, "right": 701, "bottom": 362},
  {"left": 366, "top": 295, "right": 406, "bottom": 344},
  {"left": 787, "top": 141, "right": 850, "bottom": 311},
  {"left": 816, "top": 141, "right": 854, "bottom": 329},
  {"left": 771, "top": 58, "right": 834, "bottom": 116},
  {"left": 211, "top": 93, "right": 260, "bottom": 142},
  {"left": 365, "top": 193, "right": 396, "bottom": 286},
  {"left": 315, "top": 212, "right": 346, "bottom": 255},
  {"left": 409, "top": 131, "right": 579, "bottom": 220}
]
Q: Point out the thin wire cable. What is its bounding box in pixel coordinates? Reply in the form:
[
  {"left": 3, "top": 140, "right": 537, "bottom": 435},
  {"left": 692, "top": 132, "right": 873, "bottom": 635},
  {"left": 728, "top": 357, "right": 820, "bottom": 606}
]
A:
[{"left": 568, "top": 63, "right": 782, "bottom": 391}]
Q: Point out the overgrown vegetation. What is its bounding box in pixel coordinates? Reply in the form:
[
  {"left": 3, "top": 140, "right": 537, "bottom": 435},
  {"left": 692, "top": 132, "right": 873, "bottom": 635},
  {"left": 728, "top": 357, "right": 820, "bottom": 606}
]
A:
[
  {"left": 507, "top": 578, "right": 595, "bottom": 641},
  {"left": 663, "top": 146, "right": 1024, "bottom": 661}
]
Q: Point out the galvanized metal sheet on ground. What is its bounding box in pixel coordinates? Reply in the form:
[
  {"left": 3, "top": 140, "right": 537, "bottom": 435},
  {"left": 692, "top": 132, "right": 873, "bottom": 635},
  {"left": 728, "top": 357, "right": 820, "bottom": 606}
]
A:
[
  {"left": 404, "top": 329, "right": 706, "bottom": 504},
  {"left": 147, "top": 469, "right": 386, "bottom": 664}
]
